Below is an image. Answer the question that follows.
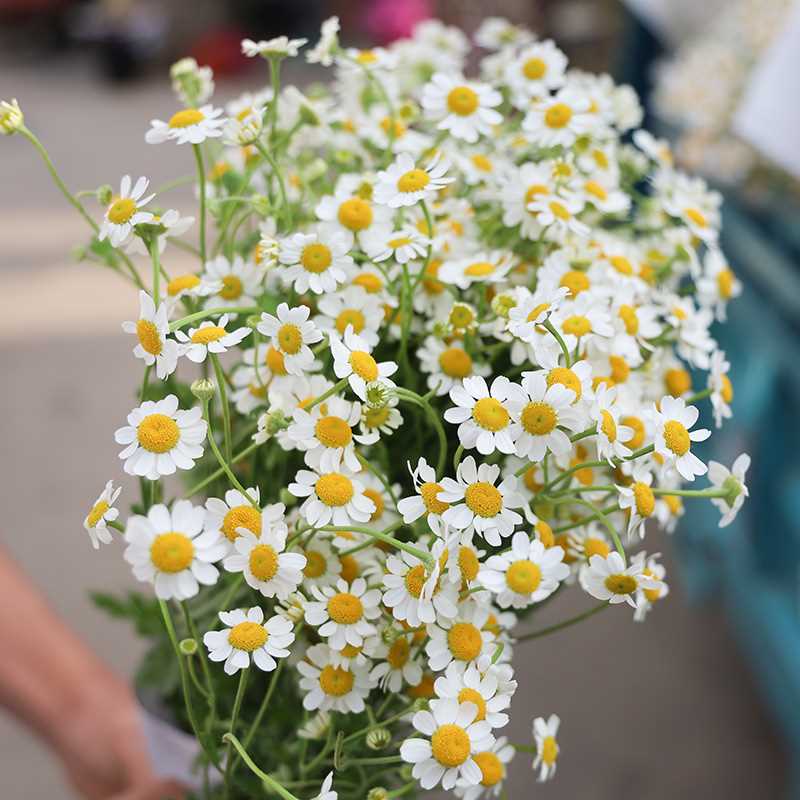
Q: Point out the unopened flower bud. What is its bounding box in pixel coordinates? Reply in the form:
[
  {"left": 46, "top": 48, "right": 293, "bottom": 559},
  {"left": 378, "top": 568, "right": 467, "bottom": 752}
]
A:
[
  {"left": 364, "top": 380, "right": 390, "bottom": 410},
  {"left": 191, "top": 378, "right": 216, "bottom": 402},
  {"left": 366, "top": 728, "right": 391, "bottom": 751},
  {"left": 367, "top": 787, "right": 389, "bottom": 800},
  {"left": 0, "top": 99, "right": 24, "bottom": 135},
  {"left": 97, "top": 184, "right": 114, "bottom": 205},
  {"left": 179, "top": 638, "right": 198, "bottom": 655},
  {"left": 491, "top": 292, "right": 517, "bottom": 319},
  {"left": 170, "top": 57, "right": 214, "bottom": 106},
  {"left": 431, "top": 321, "right": 449, "bottom": 339},
  {"left": 299, "top": 102, "right": 320, "bottom": 127},
  {"left": 225, "top": 111, "right": 263, "bottom": 147},
  {"left": 264, "top": 407, "right": 291, "bottom": 435},
  {"left": 380, "top": 626, "right": 400, "bottom": 645}
]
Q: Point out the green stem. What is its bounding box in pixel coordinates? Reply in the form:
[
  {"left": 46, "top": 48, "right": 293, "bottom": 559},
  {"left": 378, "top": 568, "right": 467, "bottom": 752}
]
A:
[
  {"left": 170, "top": 306, "right": 260, "bottom": 332},
  {"left": 306, "top": 377, "right": 349, "bottom": 412},
  {"left": 193, "top": 144, "right": 207, "bottom": 263},
  {"left": 211, "top": 354, "right": 233, "bottom": 463},
  {"left": 181, "top": 601, "right": 216, "bottom": 717},
  {"left": 184, "top": 441, "right": 259, "bottom": 496},
  {"left": 268, "top": 57, "right": 281, "bottom": 143},
  {"left": 687, "top": 387, "right": 712, "bottom": 404},
  {"left": 571, "top": 497, "right": 625, "bottom": 563},
  {"left": 516, "top": 602, "right": 609, "bottom": 643},
  {"left": 254, "top": 140, "right": 291, "bottom": 229},
  {"left": 543, "top": 319, "right": 571, "bottom": 367},
  {"left": 223, "top": 669, "right": 250, "bottom": 797},
  {"left": 652, "top": 487, "right": 727, "bottom": 498},
  {"left": 241, "top": 659, "right": 285, "bottom": 751},
  {"left": 222, "top": 734, "right": 300, "bottom": 800},
  {"left": 395, "top": 388, "right": 447, "bottom": 479},
  {"left": 318, "top": 522, "right": 432, "bottom": 567}
]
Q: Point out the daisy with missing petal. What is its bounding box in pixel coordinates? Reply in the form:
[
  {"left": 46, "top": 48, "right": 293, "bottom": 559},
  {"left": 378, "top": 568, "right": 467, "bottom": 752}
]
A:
[
  {"left": 121, "top": 291, "right": 179, "bottom": 379},
  {"left": 633, "top": 554, "right": 670, "bottom": 622},
  {"left": 203, "top": 607, "right": 295, "bottom": 675},
  {"left": 223, "top": 505, "right": 307, "bottom": 599},
  {"left": 421, "top": 73, "right": 502, "bottom": 143},
  {"left": 580, "top": 551, "right": 661, "bottom": 607},
  {"left": 616, "top": 464, "right": 655, "bottom": 539},
  {"left": 257, "top": 303, "right": 323, "bottom": 376},
  {"left": 304, "top": 577, "right": 382, "bottom": 649},
  {"left": 522, "top": 89, "right": 595, "bottom": 148},
  {"left": 297, "top": 643, "right": 375, "bottom": 714},
  {"left": 532, "top": 715, "right": 560, "bottom": 782},
  {"left": 505, "top": 372, "right": 581, "bottom": 462},
  {"left": 417, "top": 337, "right": 491, "bottom": 397},
  {"left": 205, "top": 487, "right": 264, "bottom": 548},
  {"left": 397, "top": 457, "right": 451, "bottom": 527},
  {"left": 708, "top": 349, "right": 733, "bottom": 428},
  {"left": 426, "top": 601, "right": 496, "bottom": 671},
  {"left": 439, "top": 457, "right": 525, "bottom": 546},
  {"left": 360, "top": 225, "right": 430, "bottom": 265},
  {"left": 373, "top": 152, "right": 453, "bottom": 208},
  {"left": 300, "top": 537, "right": 342, "bottom": 589},
  {"left": 329, "top": 326, "right": 398, "bottom": 402},
  {"left": 651, "top": 395, "right": 710, "bottom": 481},
  {"left": 99, "top": 175, "right": 155, "bottom": 247},
  {"left": 124, "top": 501, "right": 226, "bottom": 600},
  {"left": 707, "top": 453, "right": 750, "bottom": 528},
  {"left": 434, "top": 662, "right": 513, "bottom": 731},
  {"left": 445, "top": 376, "right": 518, "bottom": 456},
  {"left": 175, "top": 314, "right": 251, "bottom": 363},
  {"left": 478, "top": 532, "right": 569, "bottom": 610},
  {"left": 455, "top": 735, "right": 515, "bottom": 800},
  {"left": 439, "top": 253, "right": 513, "bottom": 290},
  {"left": 145, "top": 104, "right": 226, "bottom": 145},
  {"left": 84, "top": 480, "right": 121, "bottom": 549},
  {"left": 115, "top": 395, "right": 206, "bottom": 480},
  {"left": 400, "top": 697, "right": 494, "bottom": 790},
  {"left": 289, "top": 465, "right": 375, "bottom": 527},
  {"left": 589, "top": 385, "right": 633, "bottom": 464},
  {"left": 316, "top": 286, "right": 384, "bottom": 349},
  {"left": 202, "top": 255, "right": 263, "bottom": 310},
  {"left": 367, "top": 629, "right": 425, "bottom": 693},
  {"left": 279, "top": 229, "right": 355, "bottom": 295}
]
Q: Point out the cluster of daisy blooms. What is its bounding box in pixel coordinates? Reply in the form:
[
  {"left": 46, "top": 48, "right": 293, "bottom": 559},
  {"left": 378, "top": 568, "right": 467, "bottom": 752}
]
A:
[
  {"left": 7, "top": 14, "right": 751, "bottom": 800},
  {"left": 652, "top": 0, "right": 792, "bottom": 185}
]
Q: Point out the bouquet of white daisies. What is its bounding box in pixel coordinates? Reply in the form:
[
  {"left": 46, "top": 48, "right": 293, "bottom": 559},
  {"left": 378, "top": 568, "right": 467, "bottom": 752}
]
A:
[{"left": 5, "top": 14, "right": 750, "bottom": 800}]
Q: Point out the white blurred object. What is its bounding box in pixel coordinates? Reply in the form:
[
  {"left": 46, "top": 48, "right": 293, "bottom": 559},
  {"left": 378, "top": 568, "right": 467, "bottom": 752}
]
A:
[
  {"left": 622, "top": 0, "right": 730, "bottom": 44},
  {"left": 733, "top": 1, "right": 800, "bottom": 179}
]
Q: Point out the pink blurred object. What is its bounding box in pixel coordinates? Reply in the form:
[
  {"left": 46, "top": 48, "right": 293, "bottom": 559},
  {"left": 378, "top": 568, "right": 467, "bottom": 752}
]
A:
[{"left": 365, "top": 0, "right": 432, "bottom": 44}]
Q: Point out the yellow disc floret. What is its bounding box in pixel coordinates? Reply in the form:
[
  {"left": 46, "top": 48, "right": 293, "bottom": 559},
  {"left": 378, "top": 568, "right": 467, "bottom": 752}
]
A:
[
  {"left": 150, "top": 532, "right": 194, "bottom": 573},
  {"left": 447, "top": 622, "right": 483, "bottom": 661},
  {"left": 464, "top": 482, "right": 503, "bottom": 518},
  {"left": 472, "top": 398, "right": 510, "bottom": 431},
  {"left": 319, "top": 665, "right": 354, "bottom": 696},
  {"left": 447, "top": 86, "right": 479, "bottom": 116},
  {"left": 327, "top": 592, "right": 364, "bottom": 624},
  {"left": 506, "top": 559, "right": 542, "bottom": 595},
  {"left": 222, "top": 505, "right": 261, "bottom": 542},
  {"left": 431, "top": 724, "right": 471, "bottom": 767},
  {"left": 137, "top": 413, "right": 180, "bottom": 454},
  {"left": 249, "top": 543, "right": 279, "bottom": 581},
  {"left": 663, "top": 420, "right": 690, "bottom": 456},
  {"left": 315, "top": 416, "right": 353, "bottom": 449},
  {"left": 136, "top": 319, "right": 163, "bottom": 356},
  {"left": 520, "top": 402, "right": 557, "bottom": 436},
  {"left": 228, "top": 621, "right": 267, "bottom": 651},
  {"left": 316, "top": 473, "right": 355, "bottom": 507}
]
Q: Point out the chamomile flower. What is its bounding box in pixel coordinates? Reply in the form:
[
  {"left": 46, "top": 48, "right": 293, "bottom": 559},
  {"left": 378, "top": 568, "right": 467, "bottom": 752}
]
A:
[
  {"left": 504, "top": 40, "right": 568, "bottom": 103},
  {"left": 478, "top": 532, "right": 569, "bottom": 609},
  {"left": 499, "top": 162, "right": 557, "bottom": 239},
  {"left": 125, "top": 208, "right": 195, "bottom": 257},
  {"left": 202, "top": 255, "right": 263, "bottom": 309},
  {"left": 400, "top": 697, "right": 494, "bottom": 790},
  {"left": 589, "top": 385, "right": 633, "bottom": 463},
  {"left": 360, "top": 225, "right": 430, "bottom": 265},
  {"left": 329, "top": 326, "right": 398, "bottom": 401},
  {"left": 445, "top": 376, "right": 517, "bottom": 456},
  {"left": 115, "top": 395, "right": 206, "bottom": 479},
  {"left": 708, "top": 349, "right": 734, "bottom": 428},
  {"left": 455, "top": 736, "right": 515, "bottom": 799},
  {"left": 367, "top": 629, "right": 424, "bottom": 692},
  {"left": 707, "top": 453, "right": 750, "bottom": 528},
  {"left": 241, "top": 36, "right": 307, "bottom": 58},
  {"left": 289, "top": 465, "right": 376, "bottom": 527},
  {"left": 315, "top": 178, "right": 391, "bottom": 245},
  {"left": 122, "top": 291, "right": 179, "bottom": 379},
  {"left": 421, "top": 73, "right": 502, "bottom": 143},
  {"left": 374, "top": 152, "right": 453, "bottom": 208},
  {"left": 427, "top": 601, "right": 496, "bottom": 671},
  {"left": 528, "top": 192, "right": 589, "bottom": 239},
  {"left": 651, "top": 395, "right": 710, "bottom": 481},
  {"left": 315, "top": 286, "right": 384, "bottom": 349},
  {"left": 304, "top": 577, "right": 382, "bottom": 649},
  {"left": 99, "top": 175, "right": 155, "bottom": 247},
  {"left": 175, "top": 314, "right": 251, "bottom": 363},
  {"left": 633, "top": 554, "right": 670, "bottom": 622},
  {"left": 439, "top": 252, "right": 513, "bottom": 290},
  {"left": 123, "top": 501, "right": 225, "bottom": 600},
  {"left": 205, "top": 488, "right": 264, "bottom": 546},
  {"left": 417, "top": 337, "right": 490, "bottom": 396},
  {"left": 532, "top": 715, "right": 560, "bottom": 782},
  {"left": 300, "top": 538, "right": 342, "bottom": 589},
  {"left": 165, "top": 272, "right": 221, "bottom": 306},
  {"left": 83, "top": 480, "right": 121, "bottom": 549},
  {"left": 297, "top": 643, "right": 375, "bottom": 713},
  {"left": 307, "top": 16, "right": 340, "bottom": 66},
  {"left": 616, "top": 465, "right": 656, "bottom": 539},
  {"left": 257, "top": 303, "right": 323, "bottom": 376},
  {"left": 697, "top": 248, "right": 741, "bottom": 321},
  {"left": 398, "top": 457, "right": 450, "bottom": 526},
  {"left": 522, "top": 89, "right": 595, "bottom": 148},
  {"left": 279, "top": 229, "right": 355, "bottom": 295},
  {"left": 145, "top": 104, "right": 226, "bottom": 145},
  {"left": 434, "top": 662, "right": 513, "bottom": 731},
  {"left": 439, "top": 457, "right": 525, "bottom": 546},
  {"left": 581, "top": 551, "right": 661, "bottom": 607},
  {"left": 203, "top": 607, "right": 295, "bottom": 675}
]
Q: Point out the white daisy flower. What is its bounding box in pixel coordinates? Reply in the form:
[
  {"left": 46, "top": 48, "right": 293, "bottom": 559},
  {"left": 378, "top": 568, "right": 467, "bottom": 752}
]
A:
[
  {"left": 165, "top": 272, "right": 221, "bottom": 306},
  {"left": 288, "top": 465, "right": 376, "bottom": 527},
  {"left": 650, "top": 395, "right": 710, "bottom": 481},
  {"left": 115, "top": 395, "right": 206, "bottom": 480},
  {"left": 633, "top": 554, "right": 670, "bottom": 622},
  {"left": 125, "top": 208, "right": 195, "bottom": 257},
  {"left": 527, "top": 192, "right": 589, "bottom": 239},
  {"left": 278, "top": 229, "right": 355, "bottom": 295},
  {"left": 421, "top": 72, "right": 502, "bottom": 143},
  {"left": 697, "top": 248, "right": 741, "bottom": 321},
  {"left": 222, "top": 505, "right": 307, "bottom": 600},
  {"left": 257, "top": 303, "right": 323, "bottom": 376},
  {"left": 241, "top": 36, "right": 307, "bottom": 58},
  {"left": 499, "top": 162, "right": 557, "bottom": 239},
  {"left": 616, "top": 465, "right": 656, "bottom": 539},
  {"left": 397, "top": 457, "right": 451, "bottom": 526},
  {"left": 202, "top": 255, "right": 264, "bottom": 309},
  {"left": 145, "top": 104, "right": 226, "bottom": 145},
  {"left": 439, "top": 252, "right": 513, "bottom": 290},
  {"left": 478, "top": 532, "right": 569, "bottom": 609},
  {"left": 315, "top": 177, "right": 391, "bottom": 245},
  {"left": 400, "top": 697, "right": 494, "bottom": 790},
  {"left": 360, "top": 224, "right": 430, "bottom": 265},
  {"left": 708, "top": 349, "right": 733, "bottom": 429},
  {"left": 426, "top": 601, "right": 496, "bottom": 672},
  {"left": 204, "top": 487, "right": 263, "bottom": 547},
  {"left": 505, "top": 286, "right": 568, "bottom": 345},
  {"left": 552, "top": 295, "right": 614, "bottom": 347},
  {"left": 304, "top": 577, "right": 382, "bottom": 649},
  {"left": 707, "top": 453, "right": 750, "bottom": 528},
  {"left": 175, "top": 313, "right": 251, "bottom": 363},
  {"left": 532, "top": 714, "right": 560, "bottom": 782},
  {"left": 311, "top": 771, "right": 338, "bottom": 800},
  {"left": 505, "top": 372, "right": 581, "bottom": 462},
  {"left": 329, "top": 326, "right": 398, "bottom": 401},
  {"left": 660, "top": 172, "right": 721, "bottom": 244},
  {"left": 417, "top": 337, "right": 491, "bottom": 397},
  {"left": 297, "top": 643, "right": 375, "bottom": 714},
  {"left": 439, "top": 457, "right": 525, "bottom": 546},
  {"left": 589, "top": 384, "right": 633, "bottom": 463},
  {"left": 306, "top": 16, "right": 340, "bottom": 66},
  {"left": 504, "top": 40, "right": 567, "bottom": 104},
  {"left": 455, "top": 735, "right": 515, "bottom": 799},
  {"left": 121, "top": 291, "right": 179, "bottom": 379},
  {"left": 434, "top": 662, "right": 514, "bottom": 731},
  {"left": 444, "top": 376, "right": 518, "bottom": 456},
  {"left": 367, "top": 630, "right": 425, "bottom": 692},
  {"left": 203, "top": 607, "right": 295, "bottom": 675},
  {"left": 316, "top": 286, "right": 384, "bottom": 349},
  {"left": 83, "top": 480, "right": 121, "bottom": 549},
  {"left": 522, "top": 89, "right": 595, "bottom": 148},
  {"left": 580, "top": 551, "right": 662, "bottom": 607},
  {"left": 373, "top": 152, "right": 454, "bottom": 208},
  {"left": 123, "top": 501, "right": 225, "bottom": 600},
  {"left": 99, "top": 175, "right": 155, "bottom": 247},
  {"left": 299, "top": 537, "right": 342, "bottom": 589}
]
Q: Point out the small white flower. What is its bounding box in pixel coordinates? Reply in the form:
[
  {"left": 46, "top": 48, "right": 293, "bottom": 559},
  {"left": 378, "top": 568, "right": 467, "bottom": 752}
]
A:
[
  {"left": 439, "top": 252, "right": 513, "bottom": 290},
  {"left": 367, "top": 629, "right": 425, "bottom": 692},
  {"left": 417, "top": 337, "right": 490, "bottom": 397},
  {"left": 651, "top": 395, "right": 710, "bottom": 481},
  {"left": 504, "top": 40, "right": 568, "bottom": 104},
  {"left": 0, "top": 98, "right": 24, "bottom": 134},
  {"left": 329, "top": 326, "right": 398, "bottom": 401},
  {"left": 426, "top": 601, "right": 497, "bottom": 672},
  {"left": 279, "top": 229, "right": 355, "bottom": 295},
  {"left": 202, "top": 255, "right": 264, "bottom": 309},
  {"left": 523, "top": 89, "right": 595, "bottom": 148},
  {"left": 122, "top": 291, "right": 179, "bottom": 379},
  {"left": 145, "top": 104, "right": 226, "bottom": 145},
  {"left": 455, "top": 735, "right": 515, "bottom": 799},
  {"left": 434, "top": 662, "right": 515, "bottom": 731},
  {"left": 297, "top": 643, "right": 375, "bottom": 713},
  {"left": 580, "top": 551, "right": 661, "bottom": 607},
  {"left": 445, "top": 376, "right": 518, "bottom": 456},
  {"left": 175, "top": 314, "right": 251, "bottom": 363},
  {"left": 304, "top": 577, "right": 382, "bottom": 649},
  {"left": 125, "top": 208, "right": 195, "bottom": 257},
  {"left": 708, "top": 349, "right": 733, "bottom": 429},
  {"left": 315, "top": 286, "right": 384, "bottom": 349},
  {"left": 589, "top": 384, "right": 633, "bottom": 463},
  {"left": 288, "top": 465, "right": 376, "bottom": 527},
  {"left": 99, "top": 175, "right": 155, "bottom": 247},
  {"left": 421, "top": 73, "right": 502, "bottom": 143},
  {"left": 532, "top": 714, "right": 560, "bottom": 782},
  {"left": 374, "top": 152, "right": 454, "bottom": 208},
  {"left": 306, "top": 16, "right": 340, "bottom": 66},
  {"left": 616, "top": 465, "right": 656, "bottom": 539},
  {"left": 360, "top": 225, "right": 430, "bottom": 265},
  {"left": 707, "top": 453, "right": 750, "bottom": 528},
  {"left": 397, "top": 458, "right": 451, "bottom": 527},
  {"left": 204, "top": 487, "right": 263, "bottom": 548},
  {"left": 257, "top": 303, "right": 323, "bottom": 375},
  {"left": 83, "top": 480, "right": 121, "bottom": 549},
  {"left": 241, "top": 36, "right": 307, "bottom": 58}
]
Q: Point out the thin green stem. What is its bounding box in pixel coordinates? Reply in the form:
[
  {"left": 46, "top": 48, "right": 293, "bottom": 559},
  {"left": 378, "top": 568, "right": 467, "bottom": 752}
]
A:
[
  {"left": 319, "top": 522, "right": 432, "bottom": 567},
  {"left": 193, "top": 144, "right": 207, "bottom": 263},
  {"left": 170, "top": 306, "right": 259, "bottom": 332},
  {"left": 516, "top": 601, "right": 609, "bottom": 643},
  {"left": 571, "top": 497, "right": 625, "bottom": 562},
  {"left": 306, "top": 377, "right": 348, "bottom": 412},
  {"left": 543, "top": 319, "right": 571, "bottom": 367},
  {"left": 149, "top": 237, "right": 161, "bottom": 305},
  {"left": 652, "top": 487, "right": 727, "bottom": 498},
  {"left": 223, "top": 669, "right": 250, "bottom": 797},
  {"left": 185, "top": 441, "right": 259, "bottom": 496},
  {"left": 242, "top": 659, "right": 284, "bottom": 751},
  {"left": 181, "top": 601, "right": 216, "bottom": 717},
  {"left": 395, "top": 388, "right": 447, "bottom": 479},
  {"left": 254, "top": 140, "right": 291, "bottom": 229},
  {"left": 222, "top": 734, "right": 300, "bottom": 800},
  {"left": 211, "top": 354, "right": 233, "bottom": 463}
]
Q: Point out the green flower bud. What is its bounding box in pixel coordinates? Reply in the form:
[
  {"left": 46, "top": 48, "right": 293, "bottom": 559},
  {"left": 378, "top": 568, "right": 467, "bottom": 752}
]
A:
[
  {"left": 179, "top": 638, "right": 198, "bottom": 655},
  {"left": 367, "top": 788, "right": 389, "bottom": 800},
  {"left": 364, "top": 380, "right": 391, "bottom": 410},
  {"left": 366, "top": 728, "right": 391, "bottom": 751},
  {"left": 97, "top": 185, "right": 114, "bottom": 205},
  {"left": 491, "top": 292, "right": 517, "bottom": 319},
  {"left": 191, "top": 378, "right": 216, "bottom": 403},
  {"left": 0, "top": 99, "right": 24, "bottom": 135}
]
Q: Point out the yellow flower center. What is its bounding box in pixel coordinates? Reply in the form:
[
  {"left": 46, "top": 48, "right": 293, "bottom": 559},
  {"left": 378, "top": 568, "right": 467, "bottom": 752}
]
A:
[
  {"left": 228, "top": 621, "right": 267, "bottom": 651},
  {"left": 547, "top": 367, "right": 581, "bottom": 400},
  {"left": 609, "top": 255, "right": 633, "bottom": 275},
  {"left": 464, "top": 261, "right": 495, "bottom": 278},
  {"left": 219, "top": 274, "right": 243, "bottom": 300},
  {"left": 562, "top": 314, "right": 591, "bottom": 337},
  {"left": 544, "top": 102, "right": 573, "bottom": 129},
  {"left": 191, "top": 326, "right": 226, "bottom": 344},
  {"left": 327, "top": 591, "right": 363, "bottom": 624},
  {"left": 584, "top": 537, "right": 610, "bottom": 558},
  {"left": 536, "top": 520, "right": 555, "bottom": 548},
  {"left": 559, "top": 269, "right": 590, "bottom": 297},
  {"left": 643, "top": 568, "right": 662, "bottom": 602},
  {"left": 472, "top": 398, "right": 510, "bottom": 432},
  {"left": 364, "top": 488, "right": 384, "bottom": 522},
  {"left": 585, "top": 180, "right": 608, "bottom": 201},
  {"left": 717, "top": 268, "right": 735, "bottom": 299},
  {"left": 475, "top": 751, "right": 504, "bottom": 786},
  {"left": 447, "top": 622, "right": 483, "bottom": 661},
  {"left": 663, "top": 420, "right": 690, "bottom": 456},
  {"left": 526, "top": 302, "right": 550, "bottom": 323},
  {"left": 168, "top": 108, "right": 205, "bottom": 128},
  {"left": 665, "top": 368, "right": 691, "bottom": 398},
  {"left": 249, "top": 543, "right": 279, "bottom": 581},
  {"left": 604, "top": 574, "right": 638, "bottom": 595},
  {"left": 315, "top": 416, "right": 352, "bottom": 449},
  {"left": 277, "top": 323, "right": 303, "bottom": 354},
  {"left": 387, "top": 237, "right": 412, "bottom": 249},
  {"left": 353, "top": 272, "right": 383, "bottom": 294},
  {"left": 684, "top": 207, "right": 708, "bottom": 228},
  {"left": 339, "top": 554, "right": 360, "bottom": 583},
  {"left": 622, "top": 416, "right": 645, "bottom": 449},
  {"left": 521, "top": 402, "right": 557, "bottom": 436},
  {"left": 720, "top": 375, "right": 733, "bottom": 404},
  {"left": 618, "top": 304, "right": 639, "bottom": 335},
  {"left": 609, "top": 356, "right": 629, "bottom": 384},
  {"left": 380, "top": 116, "right": 406, "bottom": 137},
  {"left": 337, "top": 197, "right": 373, "bottom": 231},
  {"left": 222, "top": 505, "right": 261, "bottom": 542},
  {"left": 548, "top": 200, "right": 571, "bottom": 221},
  {"left": 420, "top": 482, "right": 449, "bottom": 515},
  {"left": 404, "top": 564, "right": 429, "bottom": 598},
  {"left": 397, "top": 169, "right": 430, "bottom": 194},
  {"left": 364, "top": 406, "right": 391, "bottom": 429},
  {"left": 541, "top": 736, "right": 559, "bottom": 766},
  {"left": 107, "top": 198, "right": 137, "bottom": 225},
  {"left": 301, "top": 243, "right": 333, "bottom": 273},
  {"left": 136, "top": 319, "right": 163, "bottom": 356},
  {"left": 506, "top": 559, "right": 542, "bottom": 594},
  {"left": 431, "top": 724, "right": 471, "bottom": 767},
  {"left": 447, "top": 85, "right": 479, "bottom": 116},
  {"left": 316, "top": 473, "right": 355, "bottom": 507},
  {"left": 458, "top": 546, "right": 480, "bottom": 583},
  {"left": 387, "top": 637, "right": 410, "bottom": 669},
  {"left": 168, "top": 274, "right": 201, "bottom": 296},
  {"left": 449, "top": 304, "right": 476, "bottom": 329},
  {"left": 355, "top": 49, "right": 377, "bottom": 64},
  {"left": 150, "top": 532, "right": 194, "bottom": 573},
  {"left": 86, "top": 500, "right": 109, "bottom": 528},
  {"left": 523, "top": 466, "right": 543, "bottom": 495},
  {"left": 319, "top": 665, "right": 354, "bottom": 696},
  {"left": 332, "top": 308, "right": 366, "bottom": 338},
  {"left": 266, "top": 346, "right": 288, "bottom": 375},
  {"left": 438, "top": 347, "right": 473, "bottom": 378},
  {"left": 348, "top": 350, "right": 379, "bottom": 381},
  {"left": 633, "top": 482, "right": 655, "bottom": 517},
  {"left": 525, "top": 183, "right": 549, "bottom": 207},
  {"left": 523, "top": 57, "right": 547, "bottom": 80},
  {"left": 464, "top": 482, "right": 503, "bottom": 518},
  {"left": 458, "top": 687, "right": 487, "bottom": 721},
  {"left": 471, "top": 154, "right": 493, "bottom": 172},
  {"left": 137, "top": 413, "right": 180, "bottom": 453},
  {"left": 303, "top": 549, "right": 327, "bottom": 579},
  {"left": 600, "top": 410, "right": 617, "bottom": 442}
]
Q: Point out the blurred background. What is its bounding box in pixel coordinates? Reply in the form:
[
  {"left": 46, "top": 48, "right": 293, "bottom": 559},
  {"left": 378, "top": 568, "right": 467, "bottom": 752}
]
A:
[{"left": 2, "top": 0, "right": 800, "bottom": 797}]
